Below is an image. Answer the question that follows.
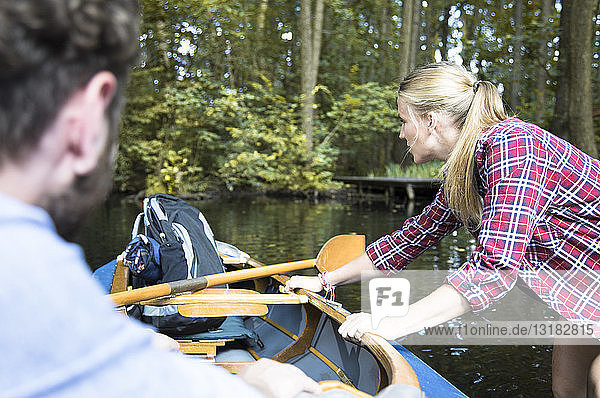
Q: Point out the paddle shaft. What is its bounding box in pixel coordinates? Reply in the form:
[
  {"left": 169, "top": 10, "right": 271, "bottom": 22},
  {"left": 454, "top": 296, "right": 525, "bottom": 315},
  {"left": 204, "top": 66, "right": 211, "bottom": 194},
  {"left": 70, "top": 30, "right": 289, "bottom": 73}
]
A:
[{"left": 109, "top": 258, "right": 314, "bottom": 307}]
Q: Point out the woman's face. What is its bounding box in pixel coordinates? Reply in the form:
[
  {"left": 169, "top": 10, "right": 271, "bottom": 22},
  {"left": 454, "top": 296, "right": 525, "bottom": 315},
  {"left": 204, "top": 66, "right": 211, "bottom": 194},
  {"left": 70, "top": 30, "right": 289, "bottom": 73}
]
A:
[
  {"left": 397, "top": 98, "right": 431, "bottom": 164},
  {"left": 397, "top": 97, "right": 458, "bottom": 163}
]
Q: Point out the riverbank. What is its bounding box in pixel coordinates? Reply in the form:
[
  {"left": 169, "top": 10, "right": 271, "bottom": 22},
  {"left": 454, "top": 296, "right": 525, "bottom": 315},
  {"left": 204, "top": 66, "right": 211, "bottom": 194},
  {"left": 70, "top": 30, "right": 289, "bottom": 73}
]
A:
[{"left": 117, "top": 176, "right": 440, "bottom": 207}]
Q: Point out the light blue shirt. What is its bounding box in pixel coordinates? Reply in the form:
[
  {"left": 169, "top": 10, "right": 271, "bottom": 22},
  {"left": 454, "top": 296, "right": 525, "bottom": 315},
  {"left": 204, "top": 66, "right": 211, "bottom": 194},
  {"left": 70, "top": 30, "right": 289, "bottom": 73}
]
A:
[{"left": 0, "top": 193, "right": 263, "bottom": 397}]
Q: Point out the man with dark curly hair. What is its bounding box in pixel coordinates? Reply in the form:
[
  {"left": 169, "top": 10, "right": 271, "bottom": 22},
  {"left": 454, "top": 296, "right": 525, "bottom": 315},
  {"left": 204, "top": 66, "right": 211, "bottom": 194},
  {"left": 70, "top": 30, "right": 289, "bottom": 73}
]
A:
[{"left": 0, "top": 1, "right": 325, "bottom": 397}]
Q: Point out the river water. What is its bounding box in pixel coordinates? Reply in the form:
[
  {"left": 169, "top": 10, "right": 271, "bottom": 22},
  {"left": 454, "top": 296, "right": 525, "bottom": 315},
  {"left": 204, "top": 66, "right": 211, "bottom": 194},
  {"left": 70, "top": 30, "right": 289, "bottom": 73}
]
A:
[{"left": 75, "top": 196, "right": 552, "bottom": 397}]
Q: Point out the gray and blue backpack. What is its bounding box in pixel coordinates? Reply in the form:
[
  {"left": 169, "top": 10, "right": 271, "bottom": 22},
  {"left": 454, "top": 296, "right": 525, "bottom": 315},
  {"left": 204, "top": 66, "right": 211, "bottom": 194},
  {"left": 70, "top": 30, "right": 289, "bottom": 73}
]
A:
[{"left": 125, "top": 193, "right": 226, "bottom": 336}]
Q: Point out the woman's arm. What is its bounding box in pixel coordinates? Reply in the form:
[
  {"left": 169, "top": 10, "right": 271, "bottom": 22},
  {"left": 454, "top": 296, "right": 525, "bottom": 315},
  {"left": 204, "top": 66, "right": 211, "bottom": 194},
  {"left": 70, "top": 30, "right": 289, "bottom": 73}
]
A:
[
  {"left": 325, "top": 252, "right": 379, "bottom": 285},
  {"left": 367, "top": 186, "right": 462, "bottom": 274},
  {"left": 286, "top": 186, "right": 462, "bottom": 293},
  {"left": 339, "top": 284, "right": 472, "bottom": 341}
]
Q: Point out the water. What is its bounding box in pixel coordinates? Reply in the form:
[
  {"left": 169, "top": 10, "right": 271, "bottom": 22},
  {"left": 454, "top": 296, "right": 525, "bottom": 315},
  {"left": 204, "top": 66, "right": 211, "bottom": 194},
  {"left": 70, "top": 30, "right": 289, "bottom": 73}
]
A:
[{"left": 75, "top": 196, "right": 553, "bottom": 397}]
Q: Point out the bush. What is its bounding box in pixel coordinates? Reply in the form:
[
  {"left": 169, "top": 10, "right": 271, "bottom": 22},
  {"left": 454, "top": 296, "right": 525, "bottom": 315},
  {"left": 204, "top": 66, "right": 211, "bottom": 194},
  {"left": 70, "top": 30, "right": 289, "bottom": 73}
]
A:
[
  {"left": 219, "top": 79, "right": 339, "bottom": 192},
  {"left": 118, "top": 72, "right": 339, "bottom": 195}
]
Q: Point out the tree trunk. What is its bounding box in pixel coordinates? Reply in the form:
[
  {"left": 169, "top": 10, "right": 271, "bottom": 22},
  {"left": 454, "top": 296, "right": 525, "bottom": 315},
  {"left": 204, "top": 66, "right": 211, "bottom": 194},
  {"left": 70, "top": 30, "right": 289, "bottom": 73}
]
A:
[
  {"left": 256, "top": 0, "right": 269, "bottom": 73},
  {"left": 300, "top": 0, "right": 324, "bottom": 153},
  {"left": 257, "top": 0, "right": 268, "bottom": 32},
  {"left": 381, "top": 3, "right": 389, "bottom": 41},
  {"left": 510, "top": 0, "right": 523, "bottom": 112},
  {"left": 535, "top": 0, "right": 553, "bottom": 127},
  {"left": 440, "top": 6, "right": 450, "bottom": 61},
  {"left": 156, "top": 20, "right": 170, "bottom": 69},
  {"left": 461, "top": 4, "right": 472, "bottom": 65},
  {"left": 398, "top": 0, "right": 414, "bottom": 78},
  {"left": 409, "top": 0, "right": 421, "bottom": 70},
  {"left": 310, "top": 0, "right": 324, "bottom": 91},
  {"left": 380, "top": 1, "right": 391, "bottom": 82},
  {"left": 300, "top": 0, "right": 314, "bottom": 152},
  {"left": 552, "top": 0, "right": 570, "bottom": 139},
  {"left": 567, "top": 0, "right": 598, "bottom": 157}
]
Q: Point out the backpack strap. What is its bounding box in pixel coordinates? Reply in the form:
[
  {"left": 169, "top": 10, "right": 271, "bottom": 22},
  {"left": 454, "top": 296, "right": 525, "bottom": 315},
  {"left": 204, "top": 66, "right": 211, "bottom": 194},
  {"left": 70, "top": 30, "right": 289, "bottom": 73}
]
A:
[
  {"left": 197, "top": 212, "right": 218, "bottom": 251},
  {"left": 131, "top": 212, "right": 144, "bottom": 240},
  {"left": 146, "top": 196, "right": 171, "bottom": 243}
]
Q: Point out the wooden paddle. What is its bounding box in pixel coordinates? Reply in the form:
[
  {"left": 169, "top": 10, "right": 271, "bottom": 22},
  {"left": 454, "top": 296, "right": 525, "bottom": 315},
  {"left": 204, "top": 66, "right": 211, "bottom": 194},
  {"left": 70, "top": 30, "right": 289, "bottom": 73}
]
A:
[
  {"left": 178, "top": 302, "right": 269, "bottom": 318},
  {"left": 163, "top": 288, "right": 305, "bottom": 318},
  {"left": 108, "top": 234, "right": 365, "bottom": 307},
  {"left": 172, "top": 289, "right": 270, "bottom": 318},
  {"left": 143, "top": 294, "right": 308, "bottom": 306}
]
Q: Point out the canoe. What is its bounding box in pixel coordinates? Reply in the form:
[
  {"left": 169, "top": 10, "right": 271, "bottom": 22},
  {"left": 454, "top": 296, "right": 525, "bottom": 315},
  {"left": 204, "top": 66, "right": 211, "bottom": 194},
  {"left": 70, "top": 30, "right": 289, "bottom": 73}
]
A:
[{"left": 98, "top": 253, "right": 466, "bottom": 397}]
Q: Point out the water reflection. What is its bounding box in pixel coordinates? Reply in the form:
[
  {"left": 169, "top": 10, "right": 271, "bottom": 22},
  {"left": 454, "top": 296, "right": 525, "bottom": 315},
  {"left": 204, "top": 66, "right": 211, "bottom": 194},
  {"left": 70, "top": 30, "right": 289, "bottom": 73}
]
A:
[{"left": 74, "top": 196, "right": 552, "bottom": 396}]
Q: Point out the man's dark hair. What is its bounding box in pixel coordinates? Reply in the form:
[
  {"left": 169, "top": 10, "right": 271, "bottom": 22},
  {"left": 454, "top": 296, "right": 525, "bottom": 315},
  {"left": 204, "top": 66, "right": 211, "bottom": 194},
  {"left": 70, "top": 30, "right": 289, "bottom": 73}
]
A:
[{"left": 0, "top": 0, "right": 140, "bottom": 163}]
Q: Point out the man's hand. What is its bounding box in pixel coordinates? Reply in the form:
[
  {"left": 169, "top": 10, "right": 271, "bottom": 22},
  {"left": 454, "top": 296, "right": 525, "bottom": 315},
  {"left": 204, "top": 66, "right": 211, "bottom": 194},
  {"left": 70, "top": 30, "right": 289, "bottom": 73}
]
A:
[
  {"left": 238, "top": 358, "right": 322, "bottom": 398},
  {"left": 150, "top": 330, "right": 180, "bottom": 352}
]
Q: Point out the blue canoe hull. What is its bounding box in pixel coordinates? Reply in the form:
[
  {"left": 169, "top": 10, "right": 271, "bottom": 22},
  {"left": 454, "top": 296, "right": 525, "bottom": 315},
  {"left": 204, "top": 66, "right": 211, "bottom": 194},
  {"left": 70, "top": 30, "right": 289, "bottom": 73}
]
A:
[{"left": 394, "top": 345, "right": 467, "bottom": 397}]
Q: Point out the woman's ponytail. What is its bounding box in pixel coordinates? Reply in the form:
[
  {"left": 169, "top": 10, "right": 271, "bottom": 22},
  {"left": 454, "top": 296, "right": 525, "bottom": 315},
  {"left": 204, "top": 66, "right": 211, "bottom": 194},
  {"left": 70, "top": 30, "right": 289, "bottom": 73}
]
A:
[{"left": 442, "top": 81, "right": 507, "bottom": 227}]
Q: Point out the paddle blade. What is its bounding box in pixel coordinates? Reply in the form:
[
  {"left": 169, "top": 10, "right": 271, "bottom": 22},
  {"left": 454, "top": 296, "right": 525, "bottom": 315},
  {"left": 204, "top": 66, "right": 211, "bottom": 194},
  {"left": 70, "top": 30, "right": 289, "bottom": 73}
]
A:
[
  {"left": 315, "top": 235, "right": 365, "bottom": 272},
  {"left": 174, "top": 289, "right": 268, "bottom": 318},
  {"left": 178, "top": 303, "right": 268, "bottom": 317},
  {"left": 143, "top": 288, "right": 258, "bottom": 304}
]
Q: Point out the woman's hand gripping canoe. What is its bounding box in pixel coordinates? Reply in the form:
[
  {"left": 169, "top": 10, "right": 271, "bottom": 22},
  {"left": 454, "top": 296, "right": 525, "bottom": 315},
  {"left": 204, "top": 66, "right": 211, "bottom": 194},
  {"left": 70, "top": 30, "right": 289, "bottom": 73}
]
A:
[{"left": 338, "top": 284, "right": 472, "bottom": 341}]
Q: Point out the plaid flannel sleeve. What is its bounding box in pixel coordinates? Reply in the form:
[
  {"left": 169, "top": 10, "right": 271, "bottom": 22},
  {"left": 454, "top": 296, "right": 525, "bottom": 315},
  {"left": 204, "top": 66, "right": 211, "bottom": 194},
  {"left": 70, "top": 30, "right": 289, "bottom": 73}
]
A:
[
  {"left": 366, "top": 186, "right": 462, "bottom": 275},
  {"left": 446, "top": 129, "right": 558, "bottom": 312}
]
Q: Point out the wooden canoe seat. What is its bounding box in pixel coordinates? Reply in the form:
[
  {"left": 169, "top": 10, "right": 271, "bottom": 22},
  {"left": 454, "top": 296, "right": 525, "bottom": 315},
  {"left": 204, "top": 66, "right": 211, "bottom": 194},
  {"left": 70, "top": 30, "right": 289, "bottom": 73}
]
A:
[
  {"left": 177, "top": 339, "right": 233, "bottom": 360},
  {"left": 174, "top": 315, "right": 260, "bottom": 366},
  {"left": 177, "top": 338, "right": 257, "bottom": 372}
]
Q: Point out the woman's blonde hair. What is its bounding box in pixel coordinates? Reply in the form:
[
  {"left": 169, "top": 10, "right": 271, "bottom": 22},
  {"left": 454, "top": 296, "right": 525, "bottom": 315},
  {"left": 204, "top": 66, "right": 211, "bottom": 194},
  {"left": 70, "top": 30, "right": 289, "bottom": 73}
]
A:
[{"left": 397, "top": 62, "right": 508, "bottom": 227}]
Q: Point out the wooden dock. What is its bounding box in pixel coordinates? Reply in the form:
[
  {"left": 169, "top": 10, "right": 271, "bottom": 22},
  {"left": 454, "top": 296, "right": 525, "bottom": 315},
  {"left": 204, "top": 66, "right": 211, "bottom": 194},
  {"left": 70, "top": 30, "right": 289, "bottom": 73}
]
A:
[{"left": 334, "top": 176, "right": 440, "bottom": 204}]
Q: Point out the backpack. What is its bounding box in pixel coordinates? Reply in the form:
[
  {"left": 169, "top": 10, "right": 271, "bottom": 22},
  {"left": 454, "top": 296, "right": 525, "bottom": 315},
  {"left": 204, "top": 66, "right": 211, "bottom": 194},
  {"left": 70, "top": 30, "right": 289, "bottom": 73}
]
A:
[{"left": 127, "top": 193, "right": 226, "bottom": 336}]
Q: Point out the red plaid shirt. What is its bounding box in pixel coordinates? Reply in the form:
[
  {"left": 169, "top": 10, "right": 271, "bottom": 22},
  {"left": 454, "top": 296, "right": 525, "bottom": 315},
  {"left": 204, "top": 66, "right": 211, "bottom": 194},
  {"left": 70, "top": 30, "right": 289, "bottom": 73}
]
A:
[{"left": 367, "top": 118, "right": 600, "bottom": 324}]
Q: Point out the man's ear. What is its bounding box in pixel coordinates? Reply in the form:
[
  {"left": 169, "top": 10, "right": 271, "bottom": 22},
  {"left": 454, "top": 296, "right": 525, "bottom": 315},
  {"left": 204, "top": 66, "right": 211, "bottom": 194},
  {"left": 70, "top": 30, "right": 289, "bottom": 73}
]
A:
[{"left": 65, "top": 71, "right": 117, "bottom": 176}]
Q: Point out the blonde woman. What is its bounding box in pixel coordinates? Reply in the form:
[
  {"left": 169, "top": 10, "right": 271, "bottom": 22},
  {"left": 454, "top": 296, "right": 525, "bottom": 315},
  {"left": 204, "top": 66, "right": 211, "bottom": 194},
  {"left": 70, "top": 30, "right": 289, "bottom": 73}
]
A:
[{"left": 286, "top": 62, "right": 600, "bottom": 397}]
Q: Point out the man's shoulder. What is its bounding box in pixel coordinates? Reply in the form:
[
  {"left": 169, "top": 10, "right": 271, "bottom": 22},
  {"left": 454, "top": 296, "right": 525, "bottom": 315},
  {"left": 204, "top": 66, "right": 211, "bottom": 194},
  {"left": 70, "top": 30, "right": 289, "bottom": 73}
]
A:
[
  {"left": 0, "top": 192, "right": 56, "bottom": 240},
  {"left": 0, "top": 193, "right": 77, "bottom": 262}
]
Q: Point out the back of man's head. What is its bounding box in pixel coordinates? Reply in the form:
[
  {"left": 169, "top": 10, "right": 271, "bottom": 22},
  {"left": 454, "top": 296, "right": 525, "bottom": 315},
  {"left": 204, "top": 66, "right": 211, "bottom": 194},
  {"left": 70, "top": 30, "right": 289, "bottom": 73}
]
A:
[{"left": 0, "top": 0, "right": 139, "bottom": 164}]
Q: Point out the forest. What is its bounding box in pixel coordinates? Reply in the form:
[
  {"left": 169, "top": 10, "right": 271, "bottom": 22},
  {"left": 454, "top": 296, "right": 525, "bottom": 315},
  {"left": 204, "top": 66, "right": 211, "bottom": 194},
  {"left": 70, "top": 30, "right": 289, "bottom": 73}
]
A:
[{"left": 116, "top": 0, "right": 600, "bottom": 196}]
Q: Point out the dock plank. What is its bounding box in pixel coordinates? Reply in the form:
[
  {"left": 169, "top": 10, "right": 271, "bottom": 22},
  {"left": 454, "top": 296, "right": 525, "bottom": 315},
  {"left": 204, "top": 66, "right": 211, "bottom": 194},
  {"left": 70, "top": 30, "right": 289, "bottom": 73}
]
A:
[{"left": 334, "top": 176, "right": 440, "bottom": 203}]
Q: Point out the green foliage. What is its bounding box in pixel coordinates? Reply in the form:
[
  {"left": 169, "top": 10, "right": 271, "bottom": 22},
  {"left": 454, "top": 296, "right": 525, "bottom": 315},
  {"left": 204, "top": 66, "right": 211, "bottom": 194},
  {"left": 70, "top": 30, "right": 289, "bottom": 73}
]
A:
[
  {"left": 322, "top": 82, "right": 403, "bottom": 175},
  {"left": 118, "top": 68, "right": 237, "bottom": 195},
  {"left": 118, "top": 71, "right": 339, "bottom": 195},
  {"left": 153, "top": 149, "right": 203, "bottom": 195},
  {"left": 113, "top": 0, "right": 600, "bottom": 197},
  {"left": 219, "top": 80, "right": 339, "bottom": 192}
]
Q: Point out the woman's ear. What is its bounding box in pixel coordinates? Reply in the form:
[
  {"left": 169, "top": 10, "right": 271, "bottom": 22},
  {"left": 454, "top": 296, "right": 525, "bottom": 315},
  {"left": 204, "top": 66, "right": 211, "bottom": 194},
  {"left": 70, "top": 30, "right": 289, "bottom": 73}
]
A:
[{"left": 426, "top": 112, "right": 439, "bottom": 133}]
